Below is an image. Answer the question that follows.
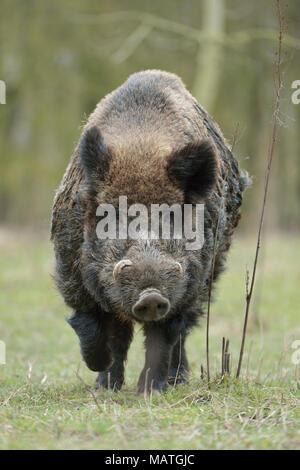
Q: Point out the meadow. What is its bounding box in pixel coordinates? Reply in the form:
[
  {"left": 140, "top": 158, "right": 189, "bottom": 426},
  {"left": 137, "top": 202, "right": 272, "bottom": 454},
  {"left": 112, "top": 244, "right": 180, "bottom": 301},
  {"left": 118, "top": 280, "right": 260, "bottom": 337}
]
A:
[{"left": 0, "top": 230, "right": 299, "bottom": 450}]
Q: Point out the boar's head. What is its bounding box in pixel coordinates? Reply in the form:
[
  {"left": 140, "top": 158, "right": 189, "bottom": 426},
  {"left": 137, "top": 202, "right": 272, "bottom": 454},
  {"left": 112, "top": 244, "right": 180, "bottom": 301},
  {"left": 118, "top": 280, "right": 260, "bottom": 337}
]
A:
[{"left": 79, "top": 126, "right": 218, "bottom": 322}]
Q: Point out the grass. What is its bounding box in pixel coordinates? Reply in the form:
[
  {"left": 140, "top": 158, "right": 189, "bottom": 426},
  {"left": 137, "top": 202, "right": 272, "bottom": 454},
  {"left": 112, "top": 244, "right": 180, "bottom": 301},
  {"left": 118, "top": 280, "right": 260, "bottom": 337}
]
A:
[{"left": 0, "top": 229, "right": 299, "bottom": 450}]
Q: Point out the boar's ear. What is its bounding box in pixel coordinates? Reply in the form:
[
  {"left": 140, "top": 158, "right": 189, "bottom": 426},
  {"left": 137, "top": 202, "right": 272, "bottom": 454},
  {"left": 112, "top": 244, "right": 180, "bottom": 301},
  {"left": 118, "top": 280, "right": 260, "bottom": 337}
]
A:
[
  {"left": 79, "top": 126, "right": 111, "bottom": 187},
  {"left": 167, "top": 140, "right": 218, "bottom": 199}
]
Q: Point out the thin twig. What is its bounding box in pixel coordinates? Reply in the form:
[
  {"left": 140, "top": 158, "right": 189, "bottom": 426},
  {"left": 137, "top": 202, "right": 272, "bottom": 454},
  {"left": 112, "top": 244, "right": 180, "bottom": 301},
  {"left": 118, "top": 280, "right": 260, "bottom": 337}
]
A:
[
  {"left": 236, "top": 0, "right": 284, "bottom": 378},
  {"left": 221, "top": 337, "right": 225, "bottom": 377},
  {"left": 1, "top": 385, "right": 27, "bottom": 407},
  {"left": 144, "top": 367, "right": 150, "bottom": 400},
  {"left": 173, "top": 334, "right": 182, "bottom": 388},
  {"left": 206, "top": 123, "right": 240, "bottom": 384},
  {"left": 75, "top": 365, "right": 102, "bottom": 413},
  {"left": 224, "top": 339, "right": 230, "bottom": 374},
  {"left": 200, "top": 364, "right": 205, "bottom": 380}
]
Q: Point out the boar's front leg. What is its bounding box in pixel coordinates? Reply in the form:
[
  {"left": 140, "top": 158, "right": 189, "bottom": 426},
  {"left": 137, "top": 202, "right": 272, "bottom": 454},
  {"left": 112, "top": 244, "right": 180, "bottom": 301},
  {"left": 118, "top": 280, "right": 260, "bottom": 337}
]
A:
[
  {"left": 137, "top": 320, "right": 182, "bottom": 394},
  {"left": 67, "top": 309, "right": 112, "bottom": 372},
  {"left": 97, "top": 318, "right": 134, "bottom": 391}
]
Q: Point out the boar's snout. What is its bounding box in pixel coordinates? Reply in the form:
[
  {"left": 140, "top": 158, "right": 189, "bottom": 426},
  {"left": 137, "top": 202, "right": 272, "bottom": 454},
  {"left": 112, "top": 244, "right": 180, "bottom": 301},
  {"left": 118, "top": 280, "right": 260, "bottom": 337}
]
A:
[{"left": 132, "top": 289, "right": 170, "bottom": 322}]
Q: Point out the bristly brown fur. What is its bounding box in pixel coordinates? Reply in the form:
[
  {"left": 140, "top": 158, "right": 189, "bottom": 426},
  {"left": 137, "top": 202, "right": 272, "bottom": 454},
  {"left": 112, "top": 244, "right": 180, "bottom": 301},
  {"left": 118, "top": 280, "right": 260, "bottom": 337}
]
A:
[{"left": 50, "top": 70, "right": 250, "bottom": 394}]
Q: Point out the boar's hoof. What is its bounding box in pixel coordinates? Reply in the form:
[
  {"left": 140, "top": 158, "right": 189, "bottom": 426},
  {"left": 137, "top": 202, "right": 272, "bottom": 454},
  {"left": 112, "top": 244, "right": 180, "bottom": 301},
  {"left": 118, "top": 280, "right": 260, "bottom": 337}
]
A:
[
  {"left": 137, "top": 369, "right": 168, "bottom": 395},
  {"left": 167, "top": 368, "right": 189, "bottom": 386},
  {"left": 96, "top": 371, "right": 124, "bottom": 391}
]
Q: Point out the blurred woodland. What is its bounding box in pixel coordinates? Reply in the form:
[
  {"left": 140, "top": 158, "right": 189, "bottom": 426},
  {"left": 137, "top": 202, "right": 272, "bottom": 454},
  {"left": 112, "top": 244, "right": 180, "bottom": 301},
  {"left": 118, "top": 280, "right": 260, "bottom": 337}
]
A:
[{"left": 0, "top": 0, "right": 300, "bottom": 231}]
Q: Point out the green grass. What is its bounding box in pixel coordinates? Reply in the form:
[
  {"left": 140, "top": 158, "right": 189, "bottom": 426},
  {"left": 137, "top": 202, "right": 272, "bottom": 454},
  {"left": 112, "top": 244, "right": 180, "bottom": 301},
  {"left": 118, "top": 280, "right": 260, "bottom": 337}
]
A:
[{"left": 0, "top": 229, "right": 299, "bottom": 450}]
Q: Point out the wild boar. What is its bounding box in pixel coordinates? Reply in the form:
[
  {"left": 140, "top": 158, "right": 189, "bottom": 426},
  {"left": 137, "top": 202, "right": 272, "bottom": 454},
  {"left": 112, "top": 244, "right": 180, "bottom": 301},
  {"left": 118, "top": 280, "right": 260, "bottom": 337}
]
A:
[{"left": 51, "top": 70, "right": 249, "bottom": 393}]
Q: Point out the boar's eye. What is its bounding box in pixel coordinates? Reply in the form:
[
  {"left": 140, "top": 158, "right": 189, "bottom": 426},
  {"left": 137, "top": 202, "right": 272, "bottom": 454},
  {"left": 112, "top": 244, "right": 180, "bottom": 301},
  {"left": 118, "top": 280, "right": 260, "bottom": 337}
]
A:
[
  {"left": 175, "top": 262, "right": 183, "bottom": 275},
  {"left": 113, "top": 259, "right": 133, "bottom": 279}
]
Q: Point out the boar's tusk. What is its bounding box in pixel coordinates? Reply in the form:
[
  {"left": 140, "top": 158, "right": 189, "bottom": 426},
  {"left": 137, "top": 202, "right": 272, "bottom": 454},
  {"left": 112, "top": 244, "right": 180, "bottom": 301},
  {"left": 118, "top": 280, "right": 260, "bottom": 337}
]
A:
[
  {"left": 175, "top": 262, "right": 183, "bottom": 275},
  {"left": 113, "top": 259, "right": 133, "bottom": 279}
]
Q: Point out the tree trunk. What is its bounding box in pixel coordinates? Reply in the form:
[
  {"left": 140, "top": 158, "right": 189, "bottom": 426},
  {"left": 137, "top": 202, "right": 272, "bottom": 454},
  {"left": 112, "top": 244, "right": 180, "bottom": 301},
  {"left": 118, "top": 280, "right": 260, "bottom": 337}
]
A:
[{"left": 192, "top": 0, "right": 225, "bottom": 112}]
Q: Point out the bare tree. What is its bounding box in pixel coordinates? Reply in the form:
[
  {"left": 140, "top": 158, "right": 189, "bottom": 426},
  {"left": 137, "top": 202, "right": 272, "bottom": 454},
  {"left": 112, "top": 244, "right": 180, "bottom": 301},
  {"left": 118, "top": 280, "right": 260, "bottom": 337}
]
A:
[{"left": 192, "top": 0, "right": 225, "bottom": 110}]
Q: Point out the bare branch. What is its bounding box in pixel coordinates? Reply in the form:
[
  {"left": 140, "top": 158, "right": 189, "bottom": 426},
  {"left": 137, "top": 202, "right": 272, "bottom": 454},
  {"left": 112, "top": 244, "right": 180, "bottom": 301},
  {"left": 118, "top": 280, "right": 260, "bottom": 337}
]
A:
[
  {"left": 236, "top": 0, "right": 285, "bottom": 378},
  {"left": 221, "top": 337, "right": 225, "bottom": 377},
  {"left": 112, "top": 23, "right": 152, "bottom": 64},
  {"left": 68, "top": 11, "right": 300, "bottom": 50}
]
